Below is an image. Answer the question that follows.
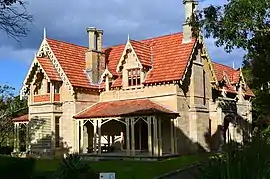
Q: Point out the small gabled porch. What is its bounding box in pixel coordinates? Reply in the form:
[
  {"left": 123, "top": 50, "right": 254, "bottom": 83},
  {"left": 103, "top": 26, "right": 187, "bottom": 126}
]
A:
[
  {"left": 12, "top": 115, "right": 31, "bottom": 155},
  {"left": 74, "top": 99, "right": 179, "bottom": 158}
]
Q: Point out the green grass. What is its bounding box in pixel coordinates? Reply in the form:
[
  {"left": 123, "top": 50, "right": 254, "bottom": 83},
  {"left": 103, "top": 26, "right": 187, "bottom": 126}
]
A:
[{"left": 34, "top": 154, "right": 209, "bottom": 179}]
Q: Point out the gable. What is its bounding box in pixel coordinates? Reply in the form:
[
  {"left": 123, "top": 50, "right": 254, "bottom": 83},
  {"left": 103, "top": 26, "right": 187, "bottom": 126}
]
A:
[
  {"left": 25, "top": 32, "right": 196, "bottom": 93},
  {"left": 116, "top": 40, "right": 143, "bottom": 73},
  {"left": 211, "top": 62, "right": 254, "bottom": 97},
  {"left": 21, "top": 57, "right": 60, "bottom": 92},
  {"left": 110, "top": 32, "right": 196, "bottom": 86},
  {"left": 46, "top": 38, "right": 99, "bottom": 89}
]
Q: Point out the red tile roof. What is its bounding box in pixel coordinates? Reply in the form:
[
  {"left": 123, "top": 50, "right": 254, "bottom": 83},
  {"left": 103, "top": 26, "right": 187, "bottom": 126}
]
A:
[
  {"left": 104, "top": 45, "right": 125, "bottom": 76},
  {"left": 37, "top": 57, "right": 61, "bottom": 81},
  {"left": 46, "top": 38, "right": 99, "bottom": 89},
  {"left": 46, "top": 32, "right": 196, "bottom": 90},
  {"left": 129, "top": 40, "right": 151, "bottom": 67},
  {"left": 212, "top": 62, "right": 254, "bottom": 97},
  {"left": 45, "top": 33, "right": 253, "bottom": 97},
  {"left": 12, "top": 114, "right": 28, "bottom": 122},
  {"left": 212, "top": 62, "right": 236, "bottom": 82},
  {"left": 74, "top": 99, "right": 179, "bottom": 119},
  {"left": 142, "top": 33, "right": 196, "bottom": 84}
]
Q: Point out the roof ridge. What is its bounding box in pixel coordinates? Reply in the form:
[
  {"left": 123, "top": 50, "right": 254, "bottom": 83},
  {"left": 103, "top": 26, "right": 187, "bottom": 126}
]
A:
[
  {"left": 130, "top": 39, "right": 148, "bottom": 44},
  {"left": 140, "top": 32, "right": 183, "bottom": 43},
  {"left": 46, "top": 37, "right": 87, "bottom": 49},
  {"left": 212, "top": 61, "right": 236, "bottom": 71},
  {"left": 47, "top": 32, "right": 184, "bottom": 52}
]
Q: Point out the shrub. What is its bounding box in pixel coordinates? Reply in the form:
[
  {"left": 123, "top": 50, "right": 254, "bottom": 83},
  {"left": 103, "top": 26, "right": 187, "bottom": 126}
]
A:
[
  {"left": 197, "top": 131, "right": 270, "bottom": 179},
  {"left": 53, "top": 153, "right": 98, "bottom": 179}
]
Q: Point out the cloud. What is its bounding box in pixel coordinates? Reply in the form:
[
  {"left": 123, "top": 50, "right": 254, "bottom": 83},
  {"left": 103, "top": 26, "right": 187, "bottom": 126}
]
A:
[
  {"left": 0, "top": 0, "right": 245, "bottom": 67},
  {"left": 0, "top": 46, "right": 35, "bottom": 64}
]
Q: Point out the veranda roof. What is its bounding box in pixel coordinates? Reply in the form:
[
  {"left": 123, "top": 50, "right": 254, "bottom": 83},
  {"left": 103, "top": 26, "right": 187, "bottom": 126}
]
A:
[
  {"left": 12, "top": 114, "right": 28, "bottom": 122},
  {"left": 74, "top": 99, "right": 179, "bottom": 119}
]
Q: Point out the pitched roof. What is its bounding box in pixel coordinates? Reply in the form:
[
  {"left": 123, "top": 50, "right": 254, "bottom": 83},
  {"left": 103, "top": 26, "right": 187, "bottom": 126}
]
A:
[
  {"left": 212, "top": 61, "right": 254, "bottom": 97},
  {"left": 212, "top": 62, "right": 237, "bottom": 82},
  {"left": 12, "top": 114, "right": 28, "bottom": 122},
  {"left": 46, "top": 38, "right": 99, "bottom": 89},
  {"left": 37, "top": 57, "right": 61, "bottom": 81},
  {"left": 74, "top": 98, "right": 179, "bottom": 119},
  {"left": 45, "top": 32, "right": 196, "bottom": 90},
  {"left": 129, "top": 40, "right": 152, "bottom": 67},
  {"left": 142, "top": 33, "right": 196, "bottom": 84}
]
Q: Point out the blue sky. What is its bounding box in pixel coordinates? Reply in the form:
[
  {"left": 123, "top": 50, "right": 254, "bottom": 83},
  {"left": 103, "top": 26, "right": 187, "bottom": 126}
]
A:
[{"left": 0, "top": 0, "right": 245, "bottom": 95}]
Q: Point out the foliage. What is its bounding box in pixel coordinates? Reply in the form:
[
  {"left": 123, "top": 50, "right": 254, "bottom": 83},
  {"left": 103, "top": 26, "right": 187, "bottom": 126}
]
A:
[
  {"left": 194, "top": 0, "right": 270, "bottom": 124},
  {"left": 197, "top": 130, "right": 270, "bottom": 179},
  {"left": 53, "top": 153, "right": 98, "bottom": 179},
  {"left": 0, "top": 0, "right": 33, "bottom": 40},
  {"left": 0, "top": 85, "right": 28, "bottom": 146},
  {"left": 0, "top": 155, "right": 35, "bottom": 179}
]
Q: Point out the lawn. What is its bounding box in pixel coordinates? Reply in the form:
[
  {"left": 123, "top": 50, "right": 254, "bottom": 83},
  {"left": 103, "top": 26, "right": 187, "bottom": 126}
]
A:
[{"left": 34, "top": 154, "right": 209, "bottom": 179}]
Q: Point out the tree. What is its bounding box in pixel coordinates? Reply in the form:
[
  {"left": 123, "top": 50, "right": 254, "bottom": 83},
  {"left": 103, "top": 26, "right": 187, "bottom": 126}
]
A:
[
  {"left": 194, "top": 0, "right": 270, "bottom": 123},
  {"left": 0, "top": 85, "right": 27, "bottom": 146},
  {"left": 0, "top": 0, "right": 33, "bottom": 40}
]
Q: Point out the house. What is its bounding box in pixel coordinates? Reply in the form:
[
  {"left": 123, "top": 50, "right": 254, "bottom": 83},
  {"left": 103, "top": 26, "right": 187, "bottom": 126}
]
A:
[{"left": 13, "top": 0, "right": 254, "bottom": 158}]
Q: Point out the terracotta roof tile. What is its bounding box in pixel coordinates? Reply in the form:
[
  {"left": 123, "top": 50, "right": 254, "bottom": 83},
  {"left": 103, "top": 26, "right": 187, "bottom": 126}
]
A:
[
  {"left": 46, "top": 32, "right": 196, "bottom": 90},
  {"left": 37, "top": 57, "right": 61, "bottom": 81},
  {"left": 104, "top": 45, "right": 125, "bottom": 76},
  {"left": 74, "top": 99, "right": 178, "bottom": 119},
  {"left": 129, "top": 40, "right": 151, "bottom": 67},
  {"left": 244, "top": 85, "right": 255, "bottom": 97},
  {"left": 142, "top": 33, "right": 196, "bottom": 84},
  {"left": 111, "top": 76, "right": 122, "bottom": 88},
  {"left": 212, "top": 62, "right": 236, "bottom": 82},
  {"left": 12, "top": 114, "right": 28, "bottom": 122},
  {"left": 212, "top": 61, "right": 254, "bottom": 97},
  {"left": 46, "top": 38, "right": 99, "bottom": 89}
]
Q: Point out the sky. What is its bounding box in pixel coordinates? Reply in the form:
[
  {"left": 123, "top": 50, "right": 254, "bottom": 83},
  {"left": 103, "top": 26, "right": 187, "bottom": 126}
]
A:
[{"left": 0, "top": 0, "right": 245, "bottom": 95}]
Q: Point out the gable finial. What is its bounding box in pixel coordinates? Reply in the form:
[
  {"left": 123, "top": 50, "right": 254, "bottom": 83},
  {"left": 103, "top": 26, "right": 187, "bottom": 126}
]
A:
[
  {"left": 43, "top": 28, "right": 46, "bottom": 39},
  {"left": 127, "top": 34, "right": 130, "bottom": 41},
  {"left": 233, "top": 61, "right": 235, "bottom": 69}
]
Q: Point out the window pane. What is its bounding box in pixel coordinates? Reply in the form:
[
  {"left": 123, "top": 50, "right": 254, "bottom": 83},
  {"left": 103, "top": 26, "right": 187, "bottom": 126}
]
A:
[
  {"left": 133, "top": 78, "right": 136, "bottom": 86},
  {"left": 137, "top": 78, "right": 141, "bottom": 85},
  {"left": 54, "top": 83, "right": 60, "bottom": 93},
  {"left": 128, "top": 78, "right": 132, "bottom": 86},
  {"left": 47, "top": 82, "right": 51, "bottom": 93}
]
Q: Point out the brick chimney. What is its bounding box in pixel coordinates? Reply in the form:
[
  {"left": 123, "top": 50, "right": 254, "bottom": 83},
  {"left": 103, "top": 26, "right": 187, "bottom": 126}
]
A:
[
  {"left": 182, "top": 0, "right": 198, "bottom": 44},
  {"left": 85, "top": 27, "right": 104, "bottom": 84}
]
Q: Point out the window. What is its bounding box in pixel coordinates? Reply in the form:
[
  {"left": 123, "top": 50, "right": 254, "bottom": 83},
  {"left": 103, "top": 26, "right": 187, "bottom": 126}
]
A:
[
  {"left": 47, "top": 82, "right": 50, "bottom": 93},
  {"left": 203, "top": 70, "right": 206, "bottom": 105},
  {"left": 55, "top": 117, "right": 60, "bottom": 148},
  {"left": 54, "top": 83, "right": 60, "bottom": 93},
  {"left": 128, "top": 68, "right": 141, "bottom": 86}
]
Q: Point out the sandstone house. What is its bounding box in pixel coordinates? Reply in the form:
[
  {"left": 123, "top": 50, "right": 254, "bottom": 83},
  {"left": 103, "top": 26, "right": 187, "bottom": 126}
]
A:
[{"left": 13, "top": 0, "right": 254, "bottom": 158}]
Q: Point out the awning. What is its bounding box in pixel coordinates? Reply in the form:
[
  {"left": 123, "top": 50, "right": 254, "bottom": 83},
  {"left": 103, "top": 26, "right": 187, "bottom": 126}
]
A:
[
  {"left": 74, "top": 99, "right": 179, "bottom": 119},
  {"left": 12, "top": 114, "right": 29, "bottom": 122}
]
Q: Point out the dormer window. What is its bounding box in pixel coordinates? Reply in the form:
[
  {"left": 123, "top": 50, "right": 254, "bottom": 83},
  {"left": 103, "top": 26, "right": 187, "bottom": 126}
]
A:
[{"left": 128, "top": 68, "right": 141, "bottom": 86}]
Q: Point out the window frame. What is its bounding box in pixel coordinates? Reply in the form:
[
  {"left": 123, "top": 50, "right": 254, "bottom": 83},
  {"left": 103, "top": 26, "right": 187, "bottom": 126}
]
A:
[{"left": 127, "top": 68, "right": 141, "bottom": 87}]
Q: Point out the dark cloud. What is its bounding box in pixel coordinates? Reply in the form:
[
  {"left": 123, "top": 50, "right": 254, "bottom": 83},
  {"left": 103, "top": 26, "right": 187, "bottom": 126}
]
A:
[
  {"left": 0, "top": 0, "right": 184, "bottom": 49},
  {"left": 0, "top": 0, "right": 244, "bottom": 68}
]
